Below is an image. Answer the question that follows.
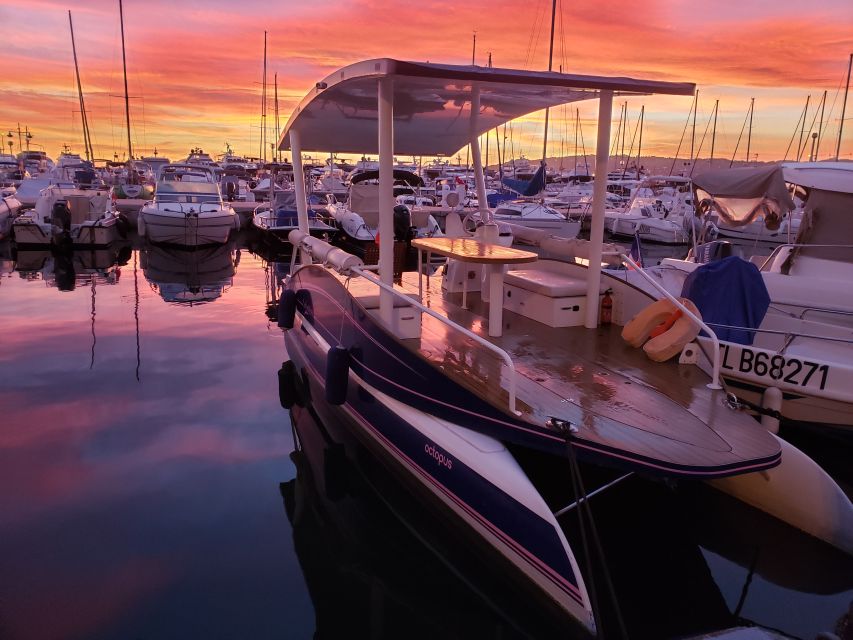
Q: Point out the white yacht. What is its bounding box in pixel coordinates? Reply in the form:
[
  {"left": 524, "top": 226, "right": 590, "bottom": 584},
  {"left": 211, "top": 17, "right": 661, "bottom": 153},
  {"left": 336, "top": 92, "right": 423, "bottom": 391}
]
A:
[
  {"left": 491, "top": 200, "right": 580, "bottom": 238},
  {"left": 13, "top": 185, "right": 119, "bottom": 247},
  {"left": 138, "top": 164, "right": 238, "bottom": 246},
  {"left": 0, "top": 190, "right": 22, "bottom": 240},
  {"left": 603, "top": 175, "right": 696, "bottom": 244},
  {"left": 615, "top": 162, "right": 853, "bottom": 437}
]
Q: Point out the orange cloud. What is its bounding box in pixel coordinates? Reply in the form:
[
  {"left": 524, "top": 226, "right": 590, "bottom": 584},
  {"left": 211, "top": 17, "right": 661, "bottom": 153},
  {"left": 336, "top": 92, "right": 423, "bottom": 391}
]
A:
[{"left": 1, "top": 0, "right": 851, "bottom": 161}]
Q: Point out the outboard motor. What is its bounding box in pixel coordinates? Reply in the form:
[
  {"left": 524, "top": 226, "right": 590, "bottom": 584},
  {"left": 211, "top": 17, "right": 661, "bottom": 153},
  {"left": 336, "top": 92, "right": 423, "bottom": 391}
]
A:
[
  {"left": 51, "top": 201, "right": 73, "bottom": 247},
  {"left": 393, "top": 204, "right": 413, "bottom": 241}
]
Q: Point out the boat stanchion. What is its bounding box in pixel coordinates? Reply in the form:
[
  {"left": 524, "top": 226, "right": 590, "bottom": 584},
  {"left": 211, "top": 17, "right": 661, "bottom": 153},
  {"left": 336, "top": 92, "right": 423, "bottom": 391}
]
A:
[
  {"left": 278, "top": 289, "right": 297, "bottom": 329},
  {"left": 325, "top": 346, "right": 350, "bottom": 405}
]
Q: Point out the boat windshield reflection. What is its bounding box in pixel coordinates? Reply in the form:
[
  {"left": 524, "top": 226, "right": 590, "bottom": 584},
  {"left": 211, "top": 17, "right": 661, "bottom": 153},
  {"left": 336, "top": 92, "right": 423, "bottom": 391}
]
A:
[{"left": 141, "top": 240, "right": 238, "bottom": 305}]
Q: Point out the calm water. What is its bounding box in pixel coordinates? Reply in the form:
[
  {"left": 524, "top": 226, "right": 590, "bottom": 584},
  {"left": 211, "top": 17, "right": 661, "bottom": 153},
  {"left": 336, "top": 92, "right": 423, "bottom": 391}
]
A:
[{"left": 0, "top": 232, "right": 850, "bottom": 640}]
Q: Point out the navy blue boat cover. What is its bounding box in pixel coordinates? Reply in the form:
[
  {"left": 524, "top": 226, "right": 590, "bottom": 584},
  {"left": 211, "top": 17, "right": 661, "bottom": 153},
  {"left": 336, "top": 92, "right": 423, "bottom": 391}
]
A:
[
  {"left": 501, "top": 163, "right": 546, "bottom": 196},
  {"left": 681, "top": 256, "right": 770, "bottom": 345}
]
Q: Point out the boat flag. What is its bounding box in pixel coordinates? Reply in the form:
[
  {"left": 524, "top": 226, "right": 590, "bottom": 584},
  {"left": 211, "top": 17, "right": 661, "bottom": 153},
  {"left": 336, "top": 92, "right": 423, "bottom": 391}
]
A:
[{"left": 629, "top": 231, "right": 644, "bottom": 268}]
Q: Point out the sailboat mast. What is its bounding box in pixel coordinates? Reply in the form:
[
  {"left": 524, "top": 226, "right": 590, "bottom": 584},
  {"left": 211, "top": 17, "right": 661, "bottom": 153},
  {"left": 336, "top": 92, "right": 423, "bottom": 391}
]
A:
[
  {"left": 797, "top": 95, "right": 810, "bottom": 161},
  {"left": 690, "top": 90, "right": 697, "bottom": 166},
  {"left": 119, "top": 0, "right": 132, "bottom": 160},
  {"left": 746, "top": 97, "right": 754, "bottom": 163},
  {"left": 260, "top": 31, "right": 267, "bottom": 163},
  {"left": 540, "top": 0, "right": 557, "bottom": 164},
  {"left": 836, "top": 53, "right": 852, "bottom": 161},
  {"left": 68, "top": 11, "right": 93, "bottom": 162},
  {"left": 636, "top": 105, "right": 644, "bottom": 180},
  {"left": 709, "top": 99, "right": 719, "bottom": 168},
  {"left": 816, "top": 90, "right": 827, "bottom": 159},
  {"left": 274, "top": 72, "right": 280, "bottom": 162}
]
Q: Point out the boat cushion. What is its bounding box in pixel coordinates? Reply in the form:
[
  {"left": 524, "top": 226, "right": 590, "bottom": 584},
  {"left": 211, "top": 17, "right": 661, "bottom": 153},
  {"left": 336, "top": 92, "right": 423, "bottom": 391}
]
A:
[{"left": 504, "top": 269, "right": 589, "bottom": 297}]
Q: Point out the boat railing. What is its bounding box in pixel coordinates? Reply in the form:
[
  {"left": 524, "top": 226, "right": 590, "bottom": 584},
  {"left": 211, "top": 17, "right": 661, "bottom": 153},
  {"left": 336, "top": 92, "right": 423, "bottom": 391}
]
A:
[
  {"left": 759, "top": 243, "right": 853, "bottom": 271},
  {"left": 350, "top": 266, "right": 521, "bottom": 415},
  {"left": 621, "top": 253, "right": 723, "bottom": 389}
]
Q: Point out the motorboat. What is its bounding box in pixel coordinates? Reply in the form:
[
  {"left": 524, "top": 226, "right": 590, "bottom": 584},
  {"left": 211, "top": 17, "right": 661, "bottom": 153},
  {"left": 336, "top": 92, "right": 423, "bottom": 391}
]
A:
[
  {"left": 614, "top": 162, "right": 853, "bottom": 439},
  {"left": 490, "top": 200, "right": 580, "bottom": 238},
  {"left": 271, "top": 59, "right": 852, "bottom": 635},
  {"left": 0, "top": 191, "right": 22, "bottom": 240},
  {"left": 327, "top": 168, "right": 442, "bottom": 261},
  {"left": 13, "top": 185, "right": 120, "bottom": 247},
  {"left": 141, "top": 240, "right": 237, "bottom": 304},
  {"left": 603, "top": 175, "right": 696, "bottom": 245},
  {"left": 252, "top": 190, "right": 335, "bottom": 240},
  {"left": 138, "top": 164, "right": 239, "bottom": 246}
]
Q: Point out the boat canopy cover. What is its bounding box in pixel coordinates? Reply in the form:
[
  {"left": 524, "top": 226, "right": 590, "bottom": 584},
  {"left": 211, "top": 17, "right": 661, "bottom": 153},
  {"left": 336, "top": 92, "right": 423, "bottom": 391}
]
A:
[
  {"left": 681, "top": 256, "right": 770, "bottom": 345},
  {"left": 502, "top": 162, "right": 546, "bottom": 196},
  {"left": 273, "top": 190, "right": 299, "bottom": 210},
  {"left": 782, "top": 161, "right": 853, "bottom": 194},
  {"left": 692, "top": 165, "right": 796, "bottom": 228},
  {"left": 786, "top": 188, "right": 853, "bottom": 267},
  {"left": 350, "top": 168, "right": 425, "bottom": 186},
  {"left": 279, "top": 59, "right": 694, "bottom": 156}
]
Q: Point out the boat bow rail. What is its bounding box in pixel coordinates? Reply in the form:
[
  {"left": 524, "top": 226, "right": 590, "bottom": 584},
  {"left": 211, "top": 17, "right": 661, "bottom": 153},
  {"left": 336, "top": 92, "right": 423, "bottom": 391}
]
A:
[{"left": 287, "top": 229, "right": 522, "bottom": 415}]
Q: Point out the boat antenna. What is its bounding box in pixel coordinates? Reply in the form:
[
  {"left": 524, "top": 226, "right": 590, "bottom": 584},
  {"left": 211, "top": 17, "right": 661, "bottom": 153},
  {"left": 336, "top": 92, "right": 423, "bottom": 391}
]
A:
[
  {"left": 836, "top": 53, "right": 852, "bottom": 161},
  {"left": 68, "top": 11, "right": 93, "bottom": 163},
  {"left": 471, "top": 31, "right": 476, "bottom": 66},
  {"left": 118, "top": 0, "right": 133, "bottom": 160},
  {"left": 540, "top": 0, "right": 557, "bottom": 166}
]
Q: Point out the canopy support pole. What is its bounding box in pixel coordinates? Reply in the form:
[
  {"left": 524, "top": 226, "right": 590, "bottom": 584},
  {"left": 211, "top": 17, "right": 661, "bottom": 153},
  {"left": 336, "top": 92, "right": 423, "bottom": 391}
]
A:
[
  {"left": 289, "top": 129, "right": 312, "bottom": 238},
  {"left": 378, "top": 77, "right": 395, "bottom": 324},
  {"left": 585, "top": 89, "right": 613, "bottom": 329},
  {"left": 470, "top": 86, "right": 490, "bottom": 220}
]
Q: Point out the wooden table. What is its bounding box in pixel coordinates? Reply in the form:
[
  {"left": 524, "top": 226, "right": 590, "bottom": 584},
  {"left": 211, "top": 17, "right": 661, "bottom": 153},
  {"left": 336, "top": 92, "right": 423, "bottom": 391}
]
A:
[{"left": 411, "top": 237, "right": 538, "bottom": 337}]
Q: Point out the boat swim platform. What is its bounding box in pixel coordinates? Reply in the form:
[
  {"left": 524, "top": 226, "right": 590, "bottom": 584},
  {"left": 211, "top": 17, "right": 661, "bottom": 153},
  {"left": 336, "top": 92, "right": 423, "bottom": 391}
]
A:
[{"left": 341, "top": 269, "right": 778, "bottom": 477}]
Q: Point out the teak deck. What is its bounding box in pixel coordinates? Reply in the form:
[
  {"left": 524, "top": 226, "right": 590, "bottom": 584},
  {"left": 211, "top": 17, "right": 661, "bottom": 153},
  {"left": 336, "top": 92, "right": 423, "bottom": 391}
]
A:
[{"left": 345, "top": 270, "right": 777, "bottom": 472}]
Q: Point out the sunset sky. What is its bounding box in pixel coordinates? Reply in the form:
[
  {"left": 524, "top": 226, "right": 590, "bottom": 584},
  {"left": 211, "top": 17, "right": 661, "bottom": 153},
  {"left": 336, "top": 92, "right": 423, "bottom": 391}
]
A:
[{"left": 1, "top": 0, "right": 851, "bottom": 164}]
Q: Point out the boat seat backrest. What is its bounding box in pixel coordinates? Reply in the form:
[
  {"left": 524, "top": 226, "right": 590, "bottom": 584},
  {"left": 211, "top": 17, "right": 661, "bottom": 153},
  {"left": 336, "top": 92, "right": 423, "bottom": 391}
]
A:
[{"left": 410, "top": 210, "right": 432, "bottom": 229}]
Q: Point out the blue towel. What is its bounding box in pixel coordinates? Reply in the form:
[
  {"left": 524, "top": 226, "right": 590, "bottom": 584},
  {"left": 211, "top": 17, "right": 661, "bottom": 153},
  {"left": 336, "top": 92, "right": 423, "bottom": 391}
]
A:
[{"left": 681, "top": 256, "right": 770, "bottom": 345}]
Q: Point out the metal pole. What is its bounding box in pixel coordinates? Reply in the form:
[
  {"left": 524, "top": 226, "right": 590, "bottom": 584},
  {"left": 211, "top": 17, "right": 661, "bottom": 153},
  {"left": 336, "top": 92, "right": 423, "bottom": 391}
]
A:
[
  {"left": 690, "top": 90, "right": 697, "bottom": 165},
  {"left": 816, "top": 90, "right": 827, "bottom": 160},
  {"left": 274, "top": 73, "right": 280, "bottom": 162},
  {"left": 69, "top": 11, "right": 92, "bottom": 163},
  {"left": 636, "top": 105, "right": 644, "bottom": 180},
  {"left": 836, "top": 53, "right": 852, "bottom": 161},
  {"left": 710, "top": 99, "right": 719, "bottom": 168},
  {"left": 470, "top": 86, "right": 489, "bottom": 218},
  {"left": 118, "top": 0, "right": 133, "bottom": 159},
  {"left": 585, "top": 90, "right": 613, "bottom": 329},
  {"left": 261, "top": 31, "right": 267, "bottom": 163},
  {"left": 746, "top": 97, "right": 754, "bottom": 164},
  {"left": 541, "top": 0, "right": 557, "bottom": 163},
  {"left": 797, "top": 95, "right": 810, "bottom": 162},
  {"left": 377, "top": 77, "right": 395, "bottom": 324},
  {"left": 289, "top": 130, "right": 310, "bottom": 238}
]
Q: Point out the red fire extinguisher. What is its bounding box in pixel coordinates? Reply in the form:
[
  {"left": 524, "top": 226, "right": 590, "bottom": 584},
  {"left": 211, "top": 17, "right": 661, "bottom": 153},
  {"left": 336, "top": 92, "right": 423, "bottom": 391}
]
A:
[{"left": 600, "top": 289, "right": 613, "bottom": 325}]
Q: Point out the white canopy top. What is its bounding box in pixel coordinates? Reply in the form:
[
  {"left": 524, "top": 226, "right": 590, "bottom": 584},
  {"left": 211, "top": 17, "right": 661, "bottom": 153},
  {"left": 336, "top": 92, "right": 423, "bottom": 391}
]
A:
[
  {"left": 279, "top": 58, "right": 695, "bottom": 156},
  {"left": 782, "top": 161, "right": 853, "bottom": 194}
]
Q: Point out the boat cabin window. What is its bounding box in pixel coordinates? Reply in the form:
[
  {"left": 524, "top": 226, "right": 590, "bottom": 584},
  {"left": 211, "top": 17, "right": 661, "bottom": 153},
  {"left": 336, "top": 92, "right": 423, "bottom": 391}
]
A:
[{"left": 494, "top": 207, "right": 521, "bottom": 216}]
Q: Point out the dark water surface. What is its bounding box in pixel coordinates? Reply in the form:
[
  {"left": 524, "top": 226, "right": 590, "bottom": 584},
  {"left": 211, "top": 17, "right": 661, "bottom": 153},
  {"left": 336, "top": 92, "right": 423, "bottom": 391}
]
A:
[{"left": 0, "top": 234, "right": 850, "bottom": 640}]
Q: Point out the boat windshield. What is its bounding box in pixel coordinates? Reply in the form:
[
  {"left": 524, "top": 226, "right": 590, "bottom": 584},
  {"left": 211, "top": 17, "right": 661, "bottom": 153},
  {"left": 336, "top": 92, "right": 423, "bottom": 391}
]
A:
[{"left": 156, "top": 182, "right": 221, "bottom": 203}]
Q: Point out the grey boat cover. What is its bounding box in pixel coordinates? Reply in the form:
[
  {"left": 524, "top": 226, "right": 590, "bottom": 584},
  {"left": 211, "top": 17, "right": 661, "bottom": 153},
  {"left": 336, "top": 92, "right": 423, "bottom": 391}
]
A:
[{"left": 692, "top": 165, "right": 795, "bottom": 228}]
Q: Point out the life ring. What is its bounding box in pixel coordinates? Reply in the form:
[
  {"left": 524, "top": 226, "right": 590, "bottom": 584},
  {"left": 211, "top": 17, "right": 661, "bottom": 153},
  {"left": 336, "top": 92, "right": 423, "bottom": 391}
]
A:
[{"left": 621, "top": 298, "right": 701, "bottom": 362}]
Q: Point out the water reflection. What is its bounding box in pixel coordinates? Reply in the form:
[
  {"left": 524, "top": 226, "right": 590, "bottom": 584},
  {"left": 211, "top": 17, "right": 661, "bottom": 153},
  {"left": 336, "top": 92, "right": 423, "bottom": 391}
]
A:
[{"left": 141, "top": 240, "right": 239, "bottom": 305}]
